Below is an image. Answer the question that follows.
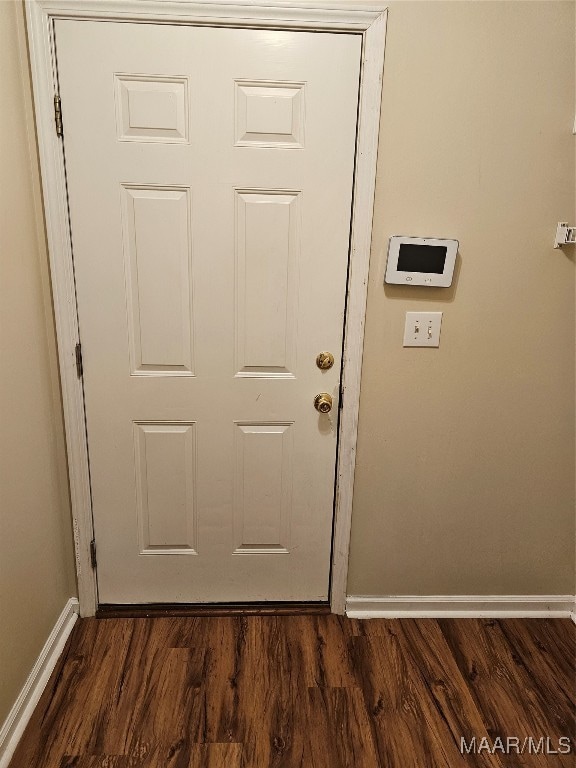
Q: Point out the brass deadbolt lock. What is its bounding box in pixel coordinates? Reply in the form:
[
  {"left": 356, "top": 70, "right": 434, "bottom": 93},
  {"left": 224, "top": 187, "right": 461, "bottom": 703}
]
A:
[
  {"left": 316, "top": 352, "right": 335, "bottom": 370},
  {"left": 314, "top": 393, "right": 333, "bottom": 413}
]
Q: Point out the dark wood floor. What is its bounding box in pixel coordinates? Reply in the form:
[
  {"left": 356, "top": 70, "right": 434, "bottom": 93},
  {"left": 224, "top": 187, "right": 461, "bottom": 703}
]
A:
[{"left": 9, "top": 615, "right": 575, "bottom": 767}]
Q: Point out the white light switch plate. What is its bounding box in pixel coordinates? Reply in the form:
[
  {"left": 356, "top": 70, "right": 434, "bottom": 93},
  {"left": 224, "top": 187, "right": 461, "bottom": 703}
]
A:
[{"left": 403, "top": 311, "right": 443, "bottom": 347}]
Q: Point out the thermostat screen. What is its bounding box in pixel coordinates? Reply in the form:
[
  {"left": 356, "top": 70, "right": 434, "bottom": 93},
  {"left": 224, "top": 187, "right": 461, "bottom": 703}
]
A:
[{"left": 397, "top": 243, "right": 447, "bottom": 274}]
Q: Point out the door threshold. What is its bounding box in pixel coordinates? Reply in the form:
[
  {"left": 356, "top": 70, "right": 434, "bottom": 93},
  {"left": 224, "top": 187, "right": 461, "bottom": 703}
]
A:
[{"left": 96, "top": 601, "right": 331, "bottom": 618}]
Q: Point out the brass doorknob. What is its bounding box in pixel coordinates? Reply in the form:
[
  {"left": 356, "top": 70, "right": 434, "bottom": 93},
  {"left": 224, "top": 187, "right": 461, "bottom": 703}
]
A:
[
  {"left": 316, "top": 352, "right": 335, "bottom": 370},
  {"left": 314, "top": 393, "right": 333, "bottom": 413}
]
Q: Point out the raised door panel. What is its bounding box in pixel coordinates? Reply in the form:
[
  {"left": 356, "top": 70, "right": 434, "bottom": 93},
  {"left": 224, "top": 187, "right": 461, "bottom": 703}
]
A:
[
  {"left": 235, "top": 190, "right": 299, "bottom": 378},
  {"left": 134, "top": 422, "right": 197, "bottom": 553},
  {"left": 121, "top": 185, "right": 194, "bottom": 375},
  {"left": 235, "top": 80, "right": 305, "bottom": 148},
  {"left": 115, "top": 74, "right": 190, "bottom": 143},
  {"left": 234, "top": 423, "right": 293, "bottom": 554}
]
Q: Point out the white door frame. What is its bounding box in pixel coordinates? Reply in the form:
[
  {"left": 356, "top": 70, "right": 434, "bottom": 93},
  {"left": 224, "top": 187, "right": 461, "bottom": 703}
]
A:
[{"left": 25, "top": 0, "right": 387, "bottom": 617}]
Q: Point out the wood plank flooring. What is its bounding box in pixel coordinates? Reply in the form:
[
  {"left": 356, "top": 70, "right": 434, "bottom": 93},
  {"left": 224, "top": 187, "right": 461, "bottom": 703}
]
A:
[{"left": 9, "top": 616, "right": 575, "bottom": 768}]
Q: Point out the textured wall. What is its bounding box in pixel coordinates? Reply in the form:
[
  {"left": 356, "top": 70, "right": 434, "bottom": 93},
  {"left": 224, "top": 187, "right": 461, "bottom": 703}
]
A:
[
  {"left": 0, "top": 0, "right": 76, "bottom": 727},
  {"left": 348, "top": 1, "right": 576, "bottom": 596}
]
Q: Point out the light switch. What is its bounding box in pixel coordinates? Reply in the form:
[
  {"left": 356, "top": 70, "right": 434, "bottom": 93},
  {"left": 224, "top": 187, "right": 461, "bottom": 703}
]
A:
[{"left": 403, "top": 312, "right": 443, "bottom": 347}]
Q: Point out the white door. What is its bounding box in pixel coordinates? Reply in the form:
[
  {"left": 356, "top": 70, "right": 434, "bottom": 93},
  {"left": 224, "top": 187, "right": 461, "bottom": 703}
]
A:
[{"left": 55, "top": 20, "right": 361, "bottom": 603}]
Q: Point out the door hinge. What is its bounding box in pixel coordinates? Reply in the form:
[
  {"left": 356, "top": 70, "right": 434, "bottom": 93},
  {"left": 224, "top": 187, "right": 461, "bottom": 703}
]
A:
[
  {"left": 75, "top": 342, "right": 83, "bottom": 378},
  {"left": 54, "top": 94, "right": 63, "bottom": 137},
  {"left": 339, "top": 384, "right": 344, "bottom": 410},
  {"left": 90, "top": 539, "right": 97, "bottom": 569}
]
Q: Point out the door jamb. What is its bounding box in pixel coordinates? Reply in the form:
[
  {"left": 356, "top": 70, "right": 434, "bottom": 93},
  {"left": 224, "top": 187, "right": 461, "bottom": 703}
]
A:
[{"left": 25, "top": 0, "right": 387, "bottom": 616}]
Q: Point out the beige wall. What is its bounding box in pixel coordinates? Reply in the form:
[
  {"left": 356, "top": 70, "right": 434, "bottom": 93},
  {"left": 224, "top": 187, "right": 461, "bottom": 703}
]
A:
[
  {"left": 0, "top": 0, "right": 76, "bottom": 726},
  {"left": 348, "top": 1, "right": 576, "bottom": 596}
]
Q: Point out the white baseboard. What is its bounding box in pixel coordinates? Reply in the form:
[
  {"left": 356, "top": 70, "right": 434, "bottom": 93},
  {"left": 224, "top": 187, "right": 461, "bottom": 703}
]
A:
[
  {"left": 0, "top": 598, "right": 79, "bottom": 768},
  {"left": 346, "top": 595, "right": 576, "bottom": 619}
]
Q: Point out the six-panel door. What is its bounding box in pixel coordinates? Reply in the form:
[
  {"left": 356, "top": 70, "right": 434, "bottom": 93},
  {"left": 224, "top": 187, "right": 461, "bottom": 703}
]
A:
[{"left": 55, "top": 20, "right": 361, "bottom": 603}]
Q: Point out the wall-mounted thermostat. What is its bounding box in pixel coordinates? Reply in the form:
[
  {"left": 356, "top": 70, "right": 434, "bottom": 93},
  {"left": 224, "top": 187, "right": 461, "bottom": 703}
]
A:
[{"left": 385, "top": 236, "right": 458, "bottom": 287}]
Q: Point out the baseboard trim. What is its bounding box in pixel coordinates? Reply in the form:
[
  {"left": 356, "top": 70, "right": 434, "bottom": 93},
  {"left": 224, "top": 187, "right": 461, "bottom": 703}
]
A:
[
  {"left": 346, "top": 595, "right": 576, "bottom": 619},
  {"left": 0, "top": 598, "right": 79, "bottom": 768}
]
